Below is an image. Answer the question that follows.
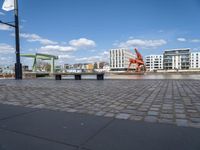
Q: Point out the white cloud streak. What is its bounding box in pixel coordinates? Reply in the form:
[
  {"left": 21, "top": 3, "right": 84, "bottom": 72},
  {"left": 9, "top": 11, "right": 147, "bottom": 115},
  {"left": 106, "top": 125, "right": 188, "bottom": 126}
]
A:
[
  {"left": 38, "top": 38, "right": 97, "bottom": 57},
  {"left": 0, "top": 24, "right": 12, "bottom": 31},
  {"left": 58, "top": 55, "right": 74, "bottom": 59},
  {"left": 69, "top": 38, "right": 96, "bottom": 48},
  {"left": 39, "top": 45, "right": 76, "bottom": 52},
  {"left": 190, "top": 39, "right": 200, "bottom": 43},
  {"left": 117, "top": 39, "right": 167, "bottom": 49},
  {"left": 75, "top": 56, "right": 101, "bottom": 63},
  {"left": 20, "top": 33, "right": 58, "bottom": 45},
  {"left": 177, "top": 38, "right": 187, "bottom": 42},
  {"left": 0, "top": 43, "right": 15, "bottom": 53},
  {"left": 75, "top": 51, "right": 109, "bottom": 63},
  {"left": 177, "top": 37, "right": 200, "bottom": 43}
]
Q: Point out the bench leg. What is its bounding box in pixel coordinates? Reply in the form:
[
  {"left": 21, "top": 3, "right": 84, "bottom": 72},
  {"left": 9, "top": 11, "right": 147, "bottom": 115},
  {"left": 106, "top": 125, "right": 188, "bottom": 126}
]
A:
[
  {"left": 55, "top": 75, "right": 62, "bottom": 80},
  {"left": 75, "top": 75, "right": 81, "bottom": 80},
  {"left": 97, "top": 74, "right": 104, "bottom": 80}
]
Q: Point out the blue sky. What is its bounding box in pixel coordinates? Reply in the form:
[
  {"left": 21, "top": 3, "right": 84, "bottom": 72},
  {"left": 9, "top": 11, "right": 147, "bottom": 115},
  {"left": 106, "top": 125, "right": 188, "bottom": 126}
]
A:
[{"left": 1, "top": 0, "right": 200, "bottom": 66}]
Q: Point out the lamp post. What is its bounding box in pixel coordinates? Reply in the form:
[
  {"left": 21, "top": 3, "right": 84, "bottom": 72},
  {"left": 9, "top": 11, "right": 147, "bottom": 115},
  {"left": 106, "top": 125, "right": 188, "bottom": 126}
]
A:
[
  {"left": 14, "top": 0, "right": 22, "bottom": 80},
  {"left": 0, "top": 0, "right": 22, "bottom": 80}
]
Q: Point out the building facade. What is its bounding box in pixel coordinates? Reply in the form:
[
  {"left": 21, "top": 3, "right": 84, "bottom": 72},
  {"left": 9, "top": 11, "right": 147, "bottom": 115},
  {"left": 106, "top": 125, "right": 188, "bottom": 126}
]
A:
[
  {"left": 163, "top": 48, "right": 190, "bottom": 70},
  {"left": 190, "top": 52, "right": 200, "bottom": 69},
  {"left": 145, "top": 55, "right": 163, "bottom": 71},
  {"left": 110, "top": 48, "right": 135, "bottom": 71}
]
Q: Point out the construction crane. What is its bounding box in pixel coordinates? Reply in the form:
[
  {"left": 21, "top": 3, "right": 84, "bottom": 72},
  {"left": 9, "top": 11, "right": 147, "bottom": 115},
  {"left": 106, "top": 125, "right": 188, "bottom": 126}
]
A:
[{"left": 127, "top": 48, "right": 146, "bottom": 72}]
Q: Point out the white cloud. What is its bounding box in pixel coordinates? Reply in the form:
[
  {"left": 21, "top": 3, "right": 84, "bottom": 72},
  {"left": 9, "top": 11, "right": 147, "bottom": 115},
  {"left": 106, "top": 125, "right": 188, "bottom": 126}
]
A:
[
  {"left": 58, "top": 55, "right": 74, "bottom": 59},
  {"left": 101, "top": 51, "right": 109, "bottom": 56},
  {"left": 39, "top": 45, "right": 76, "bottom": 52},
  {"left": 117, "top": 39, "right": 167, "bottom": 49},
  {"left": 0, "top": 56, "right": 15, "bottom": 66},
  {"left": 57, "top": 55, "right": 75, "bottom": 64},
  {"left": 69, "top": 38, "right": 96, "bottom": 48},
  {"left": 190, "top": 39, "right": 200, "bottom": 43},
  {"left": 0, "top": 24, "right": 12, "bottom": 31},
  {"left": 75, "top": 56, "right": 101, "bottom": 63},
  {"left": 0, "top": 43, "right": 15, "bottom": 53},
  {"left": 75, "top": 51, "right": 109, "bottom": 63},
  {"left": 177, "top": 38, "right": 187, "bottom": 42},
  {"left": 20, "top": 33, "right": 58, "bottom": 45}
]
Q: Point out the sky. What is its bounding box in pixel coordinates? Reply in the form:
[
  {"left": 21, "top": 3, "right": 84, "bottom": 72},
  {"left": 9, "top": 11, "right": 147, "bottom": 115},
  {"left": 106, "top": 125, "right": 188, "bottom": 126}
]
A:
[{"left": 1, "top": 0, "right": 200, "bottom": 67}]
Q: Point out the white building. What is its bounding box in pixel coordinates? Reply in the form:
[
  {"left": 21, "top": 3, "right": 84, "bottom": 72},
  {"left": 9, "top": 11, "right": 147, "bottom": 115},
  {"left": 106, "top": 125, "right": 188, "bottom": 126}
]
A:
[
  {"left": 190, "top": 52, "right": 200, "bottom": 69},
  {"left": 163, "top": 48, "right": 190, "bottom": 70},
  {"left": 110, "top": 48, "right": 135, "bottom": 71},
  {"left": 145, "top": 55, "right": 163, "bottom": 71}
]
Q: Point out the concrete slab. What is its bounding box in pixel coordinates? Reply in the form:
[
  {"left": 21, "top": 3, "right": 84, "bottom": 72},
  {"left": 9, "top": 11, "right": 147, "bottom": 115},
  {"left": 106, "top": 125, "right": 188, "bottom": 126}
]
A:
[
  {"left": 0, "top": 104, "right": 37, "bottom": 120},
  {"left": 0, "top": 129, "right": 76, "bottom": 150},
  {"left": 0, "top": 110, "right": 113, "bottom": 146},
  {"left": 84, "top": 119, "right": 200, "bottom": 150}
]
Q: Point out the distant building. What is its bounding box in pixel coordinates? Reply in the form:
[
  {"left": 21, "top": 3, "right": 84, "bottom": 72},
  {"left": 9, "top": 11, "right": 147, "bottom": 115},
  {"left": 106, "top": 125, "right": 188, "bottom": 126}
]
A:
[
  {"left": 64, "top": 64, "right": 74, "bottom": 70},
  {"left": 22, "top": 65, "right": 29, "bottom": 71},
  {"left": 1, "top": 66, "right": 14, "bottom": 74},
  {"left": 190, "top": 52, "right": 200, "bottom": 69},
  {"left": 163, "top": 48, "right": 190, "bottom": 70},
  {"left": 110, "top": 48, "right": 135, "bottom": 71},
  {"left": 82, "top": 63, "right": 94, "bottom": 70},
  {"left": 145, "top": 55, "right": 163, "bottom": 71},
  {"left": 55, "top": 65, "right": 62, "bottom": 72},
  {"left": 63, "top": 63, "right": 94, "bottom": 73}
]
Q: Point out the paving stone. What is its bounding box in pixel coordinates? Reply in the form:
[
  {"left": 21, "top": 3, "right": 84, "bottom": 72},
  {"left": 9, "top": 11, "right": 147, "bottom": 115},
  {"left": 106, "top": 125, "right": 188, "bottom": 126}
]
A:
[
  {"left": 135, "top": 111, "right": 146, "bottom": 116},
  {"left": 130, "top": 115, "right": 143, "bottom": 121},
  {"left": 189, "top": 113, "right": 200, "bottom": 118},
  {"left": 150, "top": 107, "right": 160, "bottom": 111},
  {"left": 0, "top": 79, "right": 200, "bottom": 128},
  {"left": 190, "top": 118, "right": 200, "bottom": 123},
  {"left": 176, "top": 119, "right": 189, "bottom": 127},
  {"left": 160, "top": 114, "right": 174, "bottom": 119},
  {"left": 147, "top": 111, "right": 159, "bottom": 116},
  {"left": 176, "top": 114, "right": 186, "bottom": 119},
  {"left": 158, "top": 119, "right": 174, "bottom": 124},
  {"left": 187, "top": 109, "right": 198, "bottom": 113},
  {"left": 138, "top": 108, "right": 149, "bottom": 112},
  {"left": 175, "top": 109, "right": 185, "bottom": 113},
  {"left": 115, "top": 113, "right": 130, "bottom": 120},
  {"left": 189, "top": 122, "right": 200, "bottom": 128},
  {"left": 104, "top": 113, "right": 115, "bottom": 117},
  {"left": 144, "top": 116, "right": 158, "bottom": 123},
  {"left": 66, "top": 109, "right": 77, "bottom": 113},
  {"left": 96, "top": 111, "right": 106, "bottom": 116}
]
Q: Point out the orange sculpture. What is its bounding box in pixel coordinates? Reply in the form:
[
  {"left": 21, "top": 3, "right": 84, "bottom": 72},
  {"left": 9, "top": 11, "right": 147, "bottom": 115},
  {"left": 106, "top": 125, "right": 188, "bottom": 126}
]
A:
[{"left": 127, "top": 48, "right": 146, "bottom": 72}]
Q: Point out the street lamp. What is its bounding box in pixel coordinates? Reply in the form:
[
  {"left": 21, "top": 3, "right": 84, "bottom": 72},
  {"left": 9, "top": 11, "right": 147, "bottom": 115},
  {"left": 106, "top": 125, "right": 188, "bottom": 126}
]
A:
[{"left": 0, "top": 0, "right": 22, "bottom": 80}]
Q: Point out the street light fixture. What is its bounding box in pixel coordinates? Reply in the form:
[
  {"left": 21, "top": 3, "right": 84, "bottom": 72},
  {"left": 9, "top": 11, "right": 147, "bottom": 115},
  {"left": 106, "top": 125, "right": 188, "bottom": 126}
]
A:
[{"left": 0, "top": 0, "right": 22, "bottom": 80}]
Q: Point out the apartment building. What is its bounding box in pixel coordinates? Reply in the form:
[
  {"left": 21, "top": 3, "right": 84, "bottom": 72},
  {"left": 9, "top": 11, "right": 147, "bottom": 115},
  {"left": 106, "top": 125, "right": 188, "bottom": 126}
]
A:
[
  {"left": 110, "top": 48, "right": 135, "bottom": 71},
  {"left": 190, "top": 52, "right": 200, "bottom": 69},
  {"left": 145, "top": 55, "right": 163, "bottom": 71},
  {"left": 163, "top": 48, "right": 190, "bottom": 70}
]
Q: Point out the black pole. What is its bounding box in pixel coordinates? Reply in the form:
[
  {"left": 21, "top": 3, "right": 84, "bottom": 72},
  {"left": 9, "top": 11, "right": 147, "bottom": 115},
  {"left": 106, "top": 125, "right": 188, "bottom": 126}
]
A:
[{"left": 14, "top": 0, "right": 22, "bottom": 79}]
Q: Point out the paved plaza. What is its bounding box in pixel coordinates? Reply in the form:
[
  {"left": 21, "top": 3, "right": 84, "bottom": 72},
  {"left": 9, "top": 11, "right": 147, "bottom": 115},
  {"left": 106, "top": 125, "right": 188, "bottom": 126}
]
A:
[{"left": 0, "top": 79, "right": 200, "bottom": 128}]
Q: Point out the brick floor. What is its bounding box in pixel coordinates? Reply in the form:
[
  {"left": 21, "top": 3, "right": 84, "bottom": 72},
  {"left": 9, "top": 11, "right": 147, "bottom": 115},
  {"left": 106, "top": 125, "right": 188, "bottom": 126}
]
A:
[{"left": 0, "top": 79, "right": 200, "bottom": 128}]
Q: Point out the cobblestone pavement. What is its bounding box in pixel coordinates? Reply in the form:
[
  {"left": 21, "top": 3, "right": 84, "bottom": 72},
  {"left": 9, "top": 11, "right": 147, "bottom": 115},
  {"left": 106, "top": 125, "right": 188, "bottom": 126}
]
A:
[{"left": 0, "top": 79, "right": 200, "bottom": 128}]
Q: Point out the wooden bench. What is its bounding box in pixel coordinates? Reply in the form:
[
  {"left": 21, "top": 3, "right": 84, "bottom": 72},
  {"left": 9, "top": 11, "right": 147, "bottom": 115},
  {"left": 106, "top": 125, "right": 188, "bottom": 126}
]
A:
[{"left": 54, "top": 73, "right": 104, "bottom": 80}]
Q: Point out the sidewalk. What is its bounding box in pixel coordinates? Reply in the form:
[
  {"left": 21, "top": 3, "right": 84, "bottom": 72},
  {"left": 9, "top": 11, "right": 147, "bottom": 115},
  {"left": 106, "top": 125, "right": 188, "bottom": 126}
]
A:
[{"left": 0, "top": 104, "right": 200, "bottom": 150}]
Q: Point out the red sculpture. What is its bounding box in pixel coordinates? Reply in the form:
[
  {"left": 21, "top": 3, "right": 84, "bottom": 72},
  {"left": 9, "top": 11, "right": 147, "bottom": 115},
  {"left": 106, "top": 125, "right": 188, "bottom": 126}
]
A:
[{"left": 127, "top": 48, "right": 146, "bottom": 72}]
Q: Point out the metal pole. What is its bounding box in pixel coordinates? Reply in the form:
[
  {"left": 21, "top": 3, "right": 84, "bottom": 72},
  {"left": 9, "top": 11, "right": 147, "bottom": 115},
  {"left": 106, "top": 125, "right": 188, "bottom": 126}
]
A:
[{"left": 14, "top": 0, "right": 22, "bottom": 79}]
